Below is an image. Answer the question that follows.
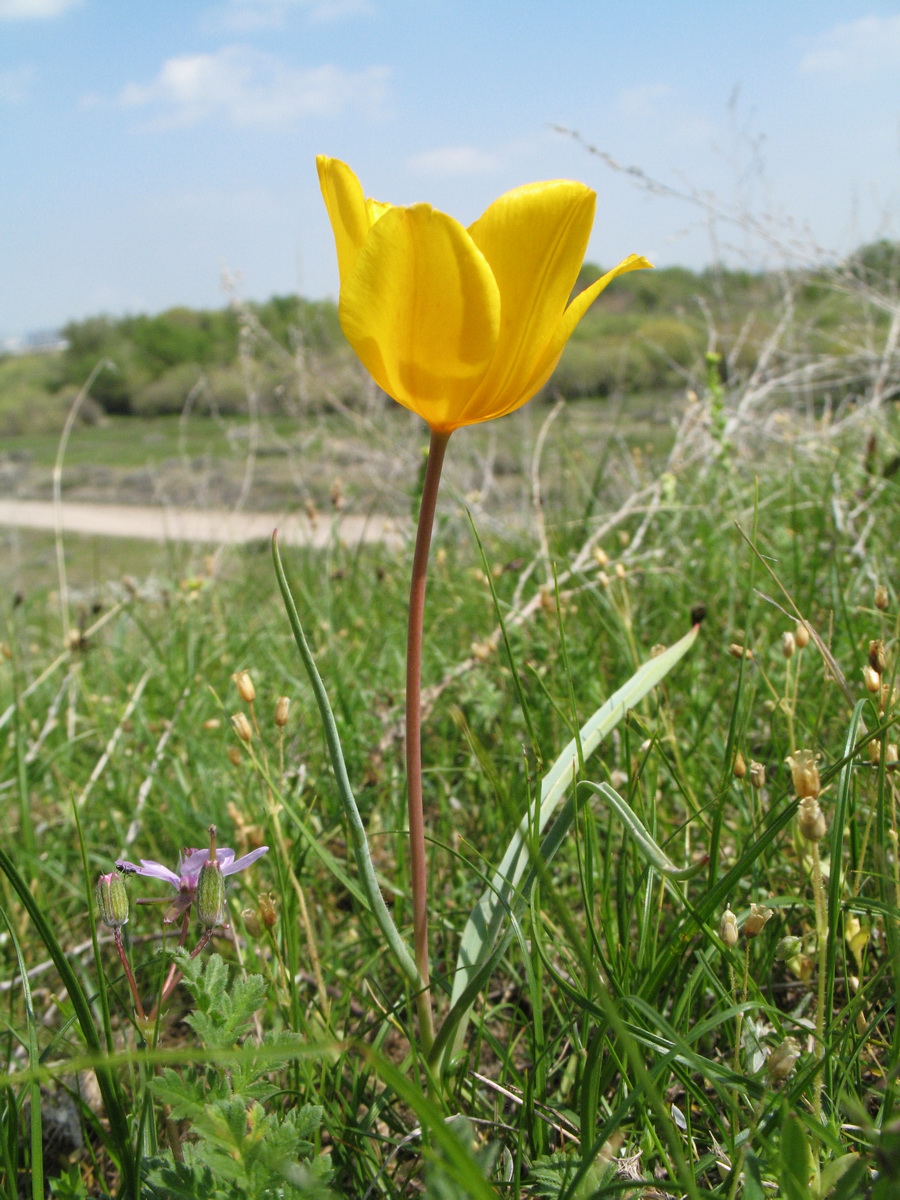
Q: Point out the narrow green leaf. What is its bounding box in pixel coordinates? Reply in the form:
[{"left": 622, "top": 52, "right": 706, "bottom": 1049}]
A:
[{"left": 443, "top": 623, "right": 699, "bottom": 1064}]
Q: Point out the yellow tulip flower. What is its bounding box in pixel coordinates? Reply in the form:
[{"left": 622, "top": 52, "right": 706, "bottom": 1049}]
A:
[{"left": 317, "top": 156, "right": 652, "bottom": 433}]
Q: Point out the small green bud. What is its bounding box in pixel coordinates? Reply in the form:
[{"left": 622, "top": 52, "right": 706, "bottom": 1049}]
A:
[
  {"left": 775, "top": 935, "right": 803, "bottom": 962},
  {"left": 96, "top": 871, "right": 129, "bottom": 929},
  {"left": 196, "top": 858, "right": 226, "bottom": 929}
]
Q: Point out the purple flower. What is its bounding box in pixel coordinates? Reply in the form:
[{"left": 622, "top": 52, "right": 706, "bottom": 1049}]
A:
[{"left": 116, "top": 845, "right": 268, "bottom": 923}]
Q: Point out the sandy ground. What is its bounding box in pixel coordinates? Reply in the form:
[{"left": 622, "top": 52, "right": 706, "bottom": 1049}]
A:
[{"left": 0, "top": 498, "right": 407, "bottom": 550}]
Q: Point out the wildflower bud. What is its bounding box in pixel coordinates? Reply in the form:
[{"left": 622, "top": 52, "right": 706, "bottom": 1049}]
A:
[
  {"left": 231, "top": 712, "right": 253, "bottom": 744},
  {"left": 733, "top": 751, "right": 747, "bottom": 779},
  {"left": 728, "top": 643, "right": 753, "bottom": 660},
  {"left": 794, "top": 622, "right": 810, "bottom": 649},
  {"left": 868, "top": 640, "right": 886, "bottom": 675},
  {"left": 786, "top": 749, "right": 820, "bottom": 800},
  {"left": 196, "top": 858, "right": 225, "bottom": 929},
  {"left": 258, "top": 892, "right": 277, "bottom": 929},
  {"left": 798, "top": 796, "right": 827, "bottom": 842},
  {"left": 744, "top": 903, "right": 774, "bottom": 938},
  {"left": 863, "top": 665, "right": 881, "bottom": 693},
  {"left": 781, "top": 631, "right": 796, "bottom": 659},
  {"left": 875, "top": 584, "right": 889, "bottom": 611},
  {"left": 242, "top": 907, "right": 262, "bottom": 938},
  {"left": 96, "top": 871, "right": 129, "bottom": 929},
  {"left": 775, "top": 935, "right": 803, "bottom": 962},
  {"left": 767, "top": 1037, "right": 801, "bottom": 1082},
  {"left": 720, "top": 908, "right": 739, "bottom": 948},
  {"left": 749, "top": 761, "right": 766, "bottom": 790},
  {"left": 232, "top": 670, "right": 256, "bottom": 704},
  {"left": 275, "top": 696, "right": 290, "bottom": 728}
]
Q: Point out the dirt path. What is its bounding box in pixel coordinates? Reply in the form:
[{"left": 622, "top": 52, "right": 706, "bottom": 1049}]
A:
[{"left": 0, "top": 498, "right": 407, "bottom": 550}]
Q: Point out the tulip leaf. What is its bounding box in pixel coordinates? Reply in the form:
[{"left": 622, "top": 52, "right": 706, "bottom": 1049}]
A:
[
  {"left": 440, "top": 623, "right": 699, "bottom": 1067},
  {"left": 272, "top": 535, "right": 420, "bottom": 988}
]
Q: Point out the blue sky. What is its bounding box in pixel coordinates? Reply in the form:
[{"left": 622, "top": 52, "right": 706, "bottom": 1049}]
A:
[{"left": 1, "top": 0, "right": 898, "bottom": 343}]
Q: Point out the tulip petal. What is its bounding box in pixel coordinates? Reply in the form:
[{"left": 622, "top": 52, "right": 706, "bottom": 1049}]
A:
[
  {"left": 317, "top": 155, "right": 381, "bottom": 285},
  {"left": 339, "top": 203, "right": 501, "bottom": 430},
  {"left": 457, "top": 180, "right": 596, "bottom": 425},
  {"left": 489, "top": 253, "right": 654, "bottom": 422}
]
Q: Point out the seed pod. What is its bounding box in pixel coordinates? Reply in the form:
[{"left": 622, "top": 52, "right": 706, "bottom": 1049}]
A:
[
  {"left": 875, "top": 584, "right": 889, "bottom": 611},
  {"left": 232, "top": 670, "right": 256, "bottom": 704},
  {"left": 863, "top": 665, "right": 881, "bottom": 693},
  {"left": 744, "top": 903, "right": 774, "bottom": 938},
  {"left": 720, "top": 908, "right": 739, "bottom": 949},
  {"left": 231, "top": 712, "right": 253, "bottom": 744},
  {"left": 96, "top": 871, "right": 129, "bottom": 929},
  {"left": 749, "top": 761, "right": 766, "bottom": 790},
  {"left": 786, "top": 749, "right": 820, "bottom": 800},
  {"left": 767, "top": 1037, "right": 801, "bottom": 1082},
  {"left": 242, "top": 907, "right": 262, "bottom": 938},
  {"left": 794, "top": 622, "right": 810, "bottom": 649},
  {"left": 275, "top": 696, "right": 290, "bottom": 728},
  {"left": 728, "top": 643, "right": 753, "bottom": 660},
  {"left": 781, "top": 631, "right": 796, "bottom": 659},
  {"left": 733, "top": 750, "right": 747, "bottom": 779},
  {"left": 798, "top": 796, "right": 827, "bottom": 842},
  {"left": 775, "top": 935, "right": 803, "bottom": 962},
  {"left": 258, "top": 892, "right": 278, "bottom": 929},
  {"left": 868, "top": 640, "right": 886, "bottom": 675}
]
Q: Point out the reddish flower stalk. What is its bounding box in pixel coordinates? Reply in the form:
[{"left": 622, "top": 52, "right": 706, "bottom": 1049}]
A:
[{"left": 405, "top": 428, "right": 450, "bottom": 1053}]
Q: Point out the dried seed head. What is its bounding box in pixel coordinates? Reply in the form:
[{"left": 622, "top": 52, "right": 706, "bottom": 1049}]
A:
[
  {"left": 720, "top": 907, "right": 739, "bottom": 949},
  {"left": 786, "top": 749, "right": 821, "bottom": 800},
  {"left": 744, "top": 903, "right": 774, "bottom": 938},
  {"left": 594, "top": 547, "right": 609, "bottom": 567},
  {"left": 749, "top": 761, "right": 766, "bottom": 790},
  {"left": 304, "top": 497, "right": 318, "bottom": 524},
  {"left": 868, "top": 739, "right": 883, "bottom": 765},
  {"left": 231, "top": 712, "right": 253, "bottom": 744},
  {"left": 798, "top": 796, "right": 827, "bottom": 842},
  {"left": 227, "top": 745, "right": 243, "bottom": 767},
  {"left": 767, "top": 1037, "right": 801, "bottom": 1082},
  {"left": 258, "top": 892, "right": 278, "bottom": 929},
  {"left": 794, "top": 622, "right": 810, "bottom": 649},
  {"left": 733, "top": 751, "right": 747, "bottom": 779},
  {"left": 863, "top": 665, "right": 882, "bottom": 693},
  {"left": 875, "top": 584, "right": 889, "bottom": 611},
  {"left": 728, "top": 643, "right": 753, "bottom": 660},
  {"left": 781, "top": 631, "right": 796, "bottom": 659},
  {"left": 232, "top": 670, "right": 256, "bottom": 704},
  {"left": 615, "top": 562, "right": 627, "bottom": 581},
  {"left": 242, "top": 907, "right": 262, "bottom": 938},
  {"left": 96, "top": 871, "right": 129, "bottom": 929},
  {"left": 869, "top": 640, "right": 887, "bottom": 675},
  {"left": 275, "top": 696, "right": 290, "bottom": 728},
  {"left": 330, "top": 478, "right": 344, "bottom": 511}
]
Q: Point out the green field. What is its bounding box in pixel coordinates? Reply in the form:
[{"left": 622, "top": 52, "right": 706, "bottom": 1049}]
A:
[{"left": 1, "top": 251, "right": 900, "bottom": 1197}]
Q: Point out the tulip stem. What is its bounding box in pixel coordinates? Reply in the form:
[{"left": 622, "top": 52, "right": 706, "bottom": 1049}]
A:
[{"left": 406, "top": 427, "right": 451, "bottom": 1056}]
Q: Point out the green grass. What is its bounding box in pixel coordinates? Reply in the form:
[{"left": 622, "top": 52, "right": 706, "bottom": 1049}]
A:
[{"left": 1, "top": 392, "right": 899, "bottom": 1197}]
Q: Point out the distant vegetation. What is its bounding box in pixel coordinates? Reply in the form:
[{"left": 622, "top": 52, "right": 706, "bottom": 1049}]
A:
[{"left": 1, "top": 239, "right": 898, "bottom": 436}]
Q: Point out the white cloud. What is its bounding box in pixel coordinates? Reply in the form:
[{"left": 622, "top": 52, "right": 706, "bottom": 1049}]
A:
[
  {"left": 0, "top": 63, "right": 34, "bottom": 102},
  {"left": 108, "top": 45, "right": 388, "bottom": 128},
  {"left": 615, "top": 83, "right": 671, "bottom": 119},
  {"left": 213, "top": 0, "right": 373, "bottom": 31},
  {"left": 408, "top": 145, "right": 501, "bottom": 178},
  {"left": 0, "top": 0, "right": 80, "bottom": 16},
  {"left": 800, "top": 14, "right": 900, "bottom": 75}
]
